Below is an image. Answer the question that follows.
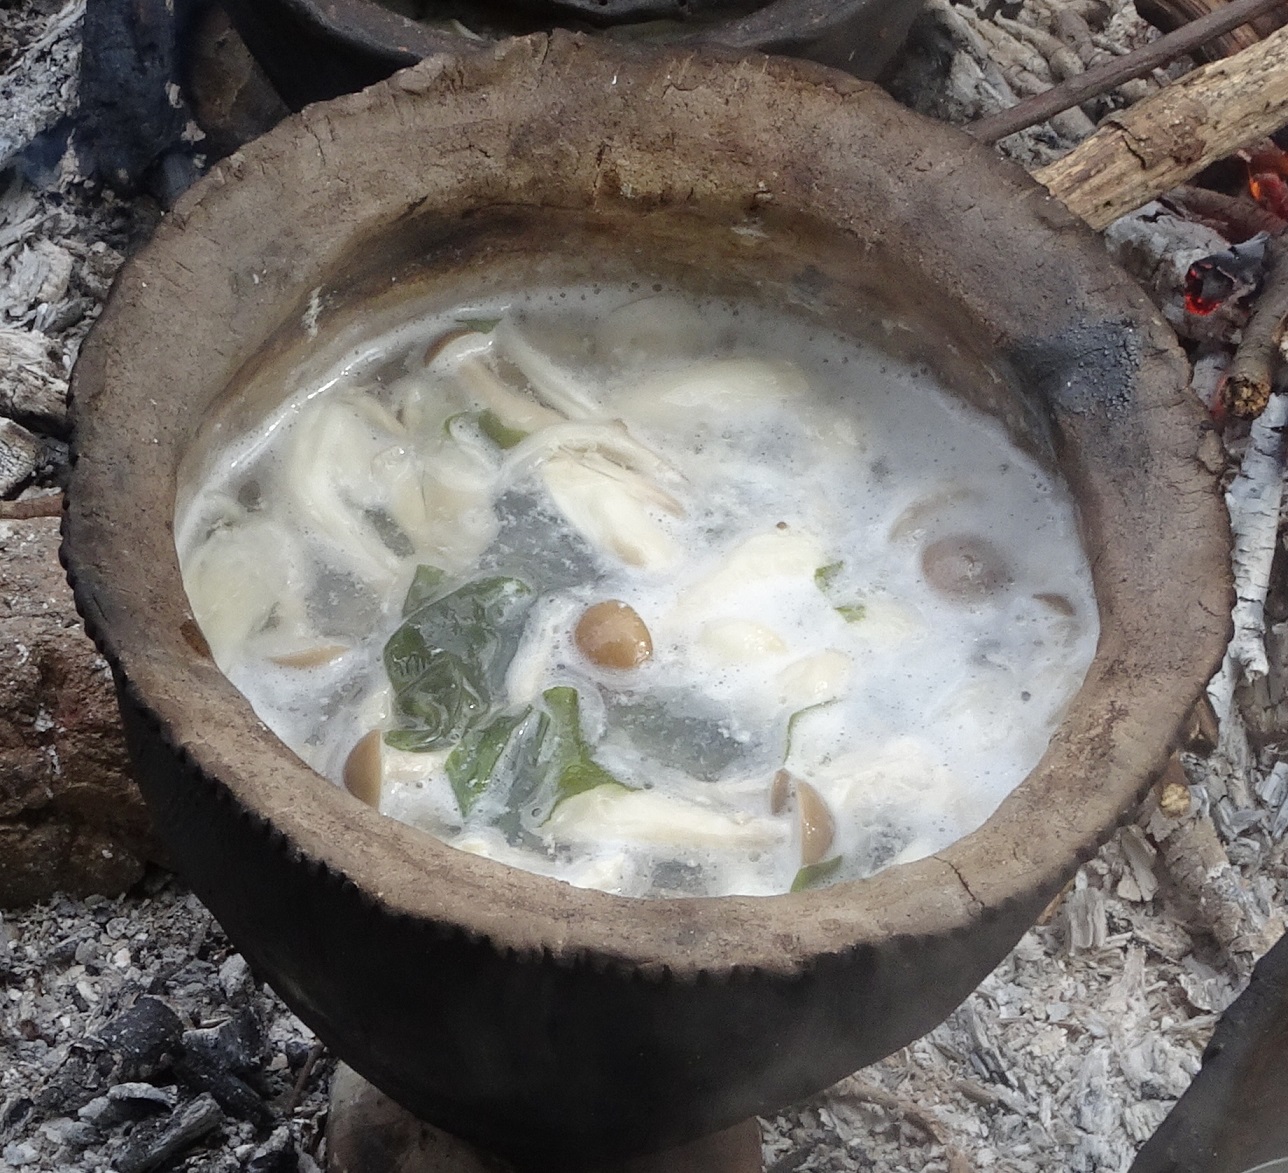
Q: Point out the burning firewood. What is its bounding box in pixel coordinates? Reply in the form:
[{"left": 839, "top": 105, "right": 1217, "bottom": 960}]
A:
[
  {"left": 1222, "top": 237, "right": 1288, "bottom": 418},
  {"left": 1137, "top": 0, "right": 1287, "bottom": 61}
]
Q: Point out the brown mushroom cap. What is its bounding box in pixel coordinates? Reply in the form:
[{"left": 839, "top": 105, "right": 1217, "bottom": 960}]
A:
[{"left": 575, "top": 600, "right": 653, "bottom": 670}]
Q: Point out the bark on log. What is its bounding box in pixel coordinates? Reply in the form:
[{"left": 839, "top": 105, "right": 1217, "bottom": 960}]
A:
[
  {"left": 1225, "top": 238, "right": 1288, "bottom": 418},
  {"left": 1035, "top": 23, "right": 1288, "bottom": 230},
  {"left": 1136, "top": 0, "right": 1286, "bottom": 62}
]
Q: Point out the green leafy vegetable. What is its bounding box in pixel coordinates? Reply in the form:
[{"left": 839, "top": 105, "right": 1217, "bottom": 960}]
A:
[
  {"left": 383, "top": 574, "right": 534, "bottom": 752},
  {"left": 442, "top": 686, "right": 622, "bottom": 834},
  {"left": 478, "top": 409, "right": 528, "bottom": 450},
  {"left": 815, "top": 561, "right": 867, "bottom": 623},
  {"left": 401, "top": 565, "right": 445, "bottom": 616},
  {"left": 447, "top": 708, "right": 532, "bottom": 816},
  {"left": 784, "top": 700, "right": 837, "bottom": 761},
  {"left": 455, "top": 316, "right": 502, "bottom": 333},
  {"left": 790, "top": 856, "right": 843, "bottom": 892},
  {"left": 814, "top": 562, "right": 844, "bottom": 591},
  {"left": 539, "top": 686, "right": 622, "bottom": 805}
]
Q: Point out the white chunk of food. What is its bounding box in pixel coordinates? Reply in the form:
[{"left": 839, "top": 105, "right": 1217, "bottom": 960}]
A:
[
  {"left": 697, "top": 619, "right": 788, "bottom": 664},
  {"left": 443, "top": 340, "right": 563, "bottom": 435},
  {"left": 286, "top": 392, "right": 497, "bottom": 581},
  {"left": 183, "top": 518, "right": 309, "bottom": 665},
  {"left": 776, "top": 649, "right": 853, "bottom": 707},
  {"left": 546, "top": 787, "right": 783, "bottom": 849},
  {"left": 634, "top": 357, "right": 810, "bottom": 413},
  {"left": 540, "top": 450, "right": 682, "bottom": 569},
  {"left": 676, "top": 529, "right": 824, "bottom": 617},
  {"left": 845, "top": 597, "right": 927, "bottom": 647},
  {"left": 494, "top": 317, "right": 602, "bottom": 419},
  {"left": 812, "top": 739, "right": 971, "bottom": 828}
]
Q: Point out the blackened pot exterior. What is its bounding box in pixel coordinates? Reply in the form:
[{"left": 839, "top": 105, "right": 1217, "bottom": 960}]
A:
[
  {"left": 63, "top": 34, "right": 1231, "bottom": 1169},
  {"left": 220, "top": 0, "right": 924, "bottom": 108}
]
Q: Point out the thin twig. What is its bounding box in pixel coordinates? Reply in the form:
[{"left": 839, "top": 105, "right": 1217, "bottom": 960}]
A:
[
  {"left": 969, "top": 0, "right": 1288, "bottom": 143},
  {"left": 1226, "top": 237, "right": 1288, "bottom": 418},
  {"left": 0, "top": 493, "right": 63, "bottom": 519},
  {"left": 284, "top": 1041, "right": 326, "bottom": 1113},
  {"left": 1164, "top": 184, "right": 1288, "bottom": 240},
  {"left": 833, "top": 1079, "right": 976, "bottom": 1172}
]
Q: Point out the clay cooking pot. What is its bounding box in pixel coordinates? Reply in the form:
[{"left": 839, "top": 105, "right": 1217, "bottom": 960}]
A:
[{"left": 63, "top": 33, "right": 1231, "bottom": 1171}]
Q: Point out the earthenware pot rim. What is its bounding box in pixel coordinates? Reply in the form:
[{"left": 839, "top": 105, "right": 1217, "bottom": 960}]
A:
[{"left": 64, "top": 32, "right": 1231, "bottom": 980}]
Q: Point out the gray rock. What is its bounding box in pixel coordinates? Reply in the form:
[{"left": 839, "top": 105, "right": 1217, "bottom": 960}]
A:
[
  {"left": 246, "top": 1123, "right": 297, "bottom": 1173},
  {"left": 37, "top": 1115, "right": 95, "bottom": 1148},
  {"left": 0, "top": 517, "right": 162, "bottom": 908},
  {"left": 217, "top": 954, "right": 253, "bottom": 1002}
]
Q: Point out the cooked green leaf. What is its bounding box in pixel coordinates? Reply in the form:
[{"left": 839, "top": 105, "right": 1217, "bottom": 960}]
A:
[
  {"left": 478, "top": 409, "right": 528, "bottom": 450},
  {"left": 814, "top": 562, "right": 843, "bottom": 591},
  {"left": 784, "top": 700, "right": 837, "bottom": 760},
  {"left": 790, "top": 856, "right": 843, "bottom": 892},
  {"left": 815, "top": 562, "right": 866, "bottom": 622},
  {"left": 401, "top": 564, "right": 446, "bottom": 616},
  {"left": 383, "top": 575, "right": 534, "bottom": 751},
  {"left": 541, "top": 686, "right": 623, "bottom": 806},
  {"left": 447, "top": 708, "right": 531, "bottom": 816},
  {"left": 455, "top": 316, "right": 503, "bottom": 333}
]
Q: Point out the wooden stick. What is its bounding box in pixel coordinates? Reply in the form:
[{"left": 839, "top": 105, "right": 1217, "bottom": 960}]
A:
[
  {"left": 970, "top": 0, "right": 1288, "bottom": 143},
  {"left": 0, "top": 493, "right": 62, "bottom": 519},
  {"left": 1165, "top": 184, "right": 1288, "bottom": 239},
  {"left": 1137, "top": 0, "right": 1284, "bottom": 60},
  {"left": 1034, "top": 23, "right": 1288, "bottom": 231},
  {"left": 1225, "top": 237, "right": 1288, "bottom": 418}
]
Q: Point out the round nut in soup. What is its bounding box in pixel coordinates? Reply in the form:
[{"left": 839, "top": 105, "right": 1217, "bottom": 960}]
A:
[{"left": 575, "top": 600, "right": 653, "bottom": 670}]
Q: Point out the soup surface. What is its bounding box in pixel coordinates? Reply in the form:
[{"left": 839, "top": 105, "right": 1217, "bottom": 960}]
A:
[{"left": 176, "top": 284, "right": 1098, "bottom": 897}]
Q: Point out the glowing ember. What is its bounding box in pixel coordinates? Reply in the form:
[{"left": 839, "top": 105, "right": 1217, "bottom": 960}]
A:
[
  {"left": 1244, "top": 147, "right": 1288, "bottom": 220},
  {"left": 1183, "top": 233, "right": 1271, "bottom": 317}
]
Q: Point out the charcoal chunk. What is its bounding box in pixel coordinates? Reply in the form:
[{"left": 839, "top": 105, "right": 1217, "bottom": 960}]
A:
[
  {"left": 114, "top": 1092, "right": 223, "bottom": 1173},
  {"left": 182, "top": 1006, "right": 265, "bottom": 1074},
  {"left": 92, "top": 995, "right": 185, "bottom": 1082}
]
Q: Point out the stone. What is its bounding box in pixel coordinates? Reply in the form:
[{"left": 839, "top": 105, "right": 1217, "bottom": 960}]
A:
[
  {"left": 245, "top": 1123, "right": 297, "bottom": 1173},
  {"left": 217, "top": 953, "right": 254, "bottom": 1002},
  {"left": 0, "top": 516, "right": 162, "bottom": 907}
]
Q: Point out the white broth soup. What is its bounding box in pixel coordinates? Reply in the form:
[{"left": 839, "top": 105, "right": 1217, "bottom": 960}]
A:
[{"left": 176, "top": 285, "right": 1098, "bottom": 898}]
